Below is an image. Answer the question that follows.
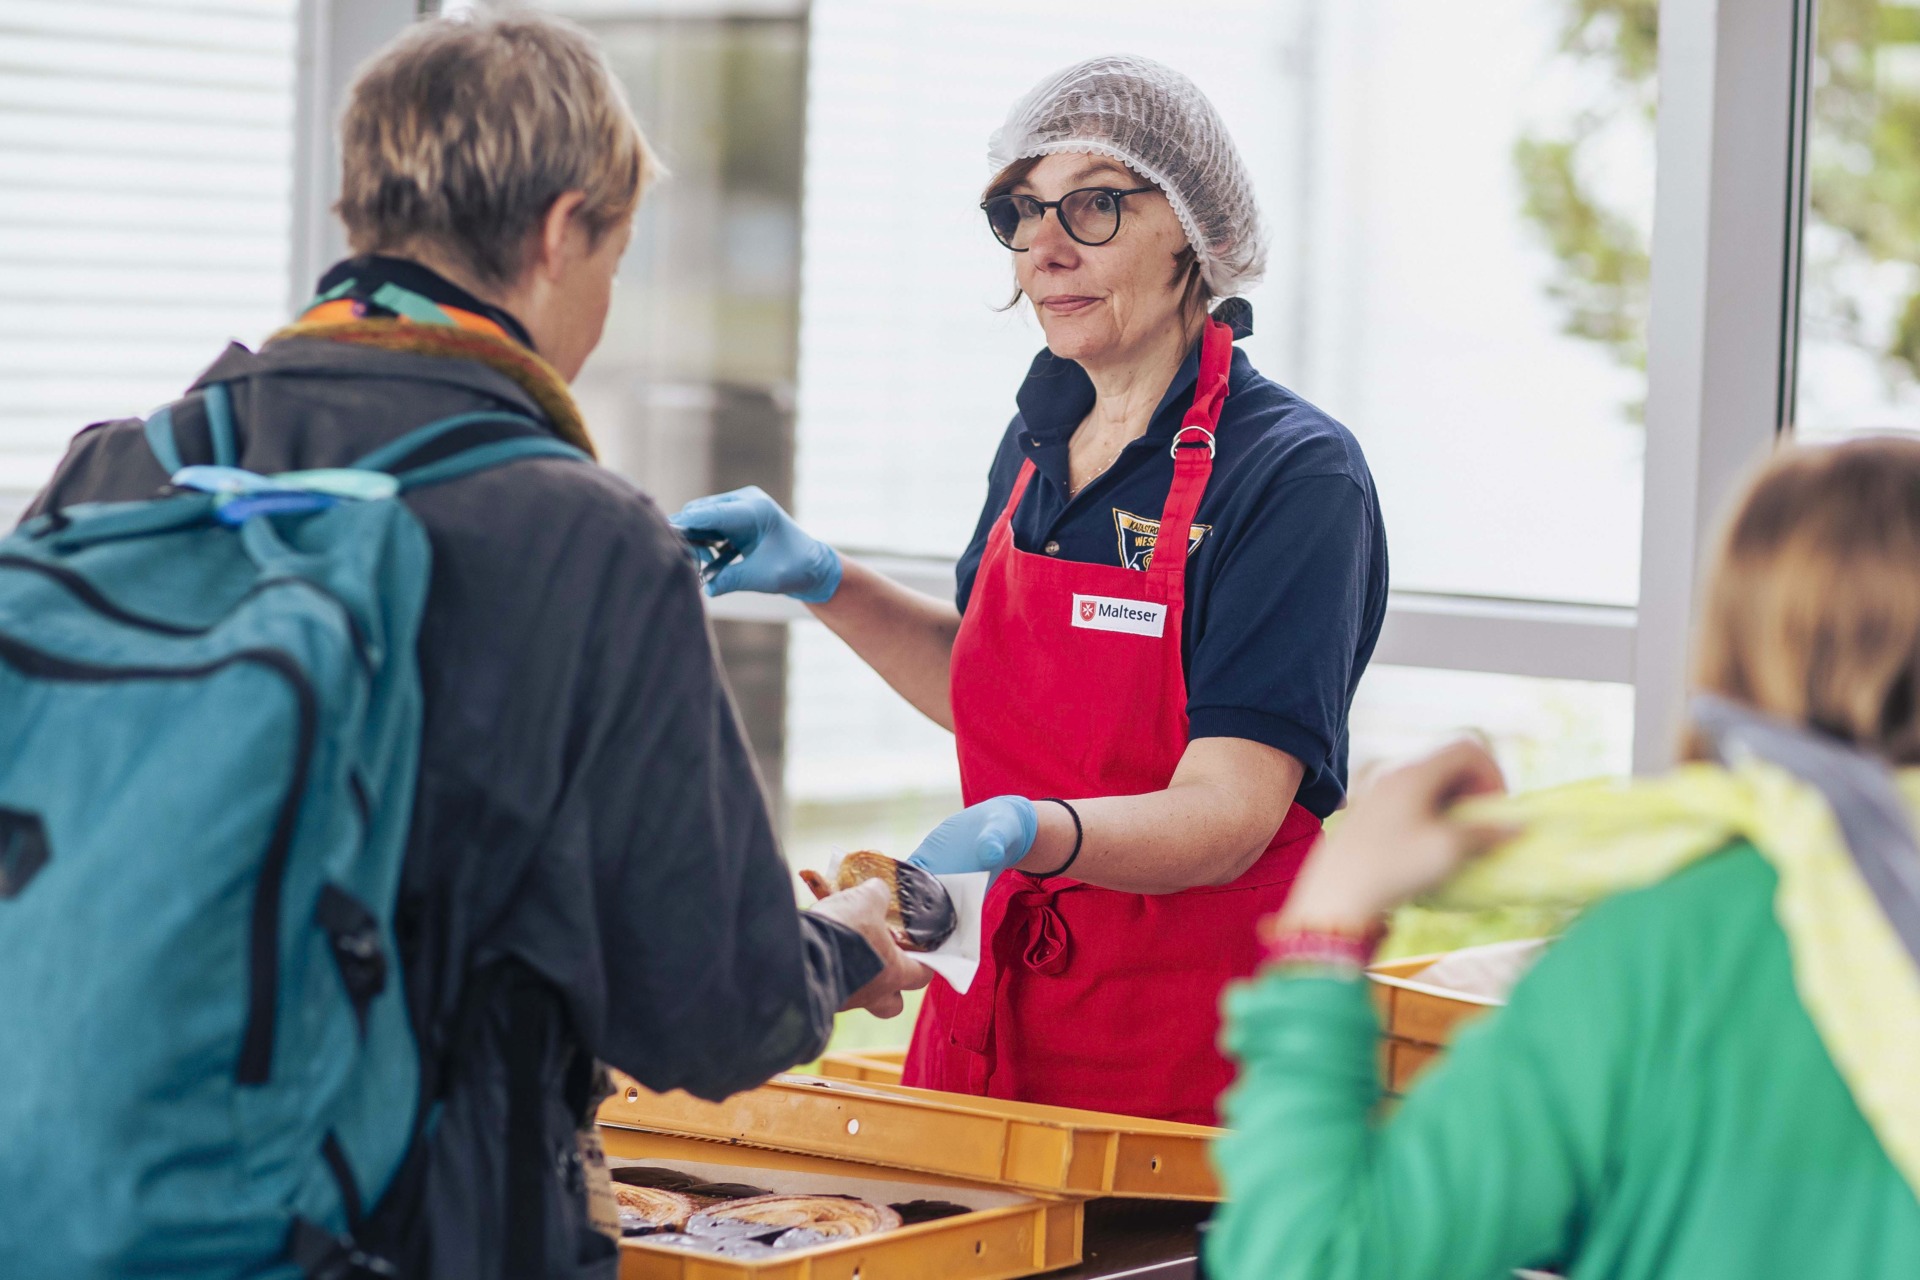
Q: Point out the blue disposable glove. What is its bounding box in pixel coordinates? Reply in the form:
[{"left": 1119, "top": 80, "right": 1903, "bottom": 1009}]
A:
[
  {"left": 668, "top": 485, "right": 843, "bottom": 603},
  {"left": 907, "top": 796, "right": 1038, "bottom": 877}
]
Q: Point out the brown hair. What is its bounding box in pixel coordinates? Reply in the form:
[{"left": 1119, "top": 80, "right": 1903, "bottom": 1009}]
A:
[
  {"left": 983, "top": 156, "right": 1209, "bottom": 325},
  {"left": 335, "top": 13, "right": 659, "bottom": 290},
  {"left": 1689, "top": 436, "right": 1920, "bottom": 763}
]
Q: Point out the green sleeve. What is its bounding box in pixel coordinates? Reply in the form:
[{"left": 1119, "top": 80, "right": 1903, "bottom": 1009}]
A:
[{"left": 1207, "top": 909, "right": 1651, "bottom": 1280}]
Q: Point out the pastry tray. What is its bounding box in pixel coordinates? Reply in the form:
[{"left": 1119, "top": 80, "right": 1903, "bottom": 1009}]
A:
[
  {"left": 599, "top": 1071, "right": 1222, "bottom": 1201},
  {"left": 603, "top": 1129, "right": 1080, "bottom": 1279},
  {"left": 1368, "top": 948, "right": 1507, "bottom": 1095},
  {"left": 815, "top": 1048, "right": 907, "bottom": 1086}
]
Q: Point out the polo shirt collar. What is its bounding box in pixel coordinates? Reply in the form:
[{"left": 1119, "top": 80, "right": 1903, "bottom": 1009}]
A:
[{"left": 1014, "top": 299, "right": 1254, "bottom": 462}]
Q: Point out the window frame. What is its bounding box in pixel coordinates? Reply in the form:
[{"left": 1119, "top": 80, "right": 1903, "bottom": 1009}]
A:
[{"left": 290, "top": 0, "right": 426, "bottom": 312}]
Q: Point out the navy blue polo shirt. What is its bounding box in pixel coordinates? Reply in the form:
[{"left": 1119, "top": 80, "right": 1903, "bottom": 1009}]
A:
[{"left": 956, "top": 311, "right": 1388, "bottom": 818}]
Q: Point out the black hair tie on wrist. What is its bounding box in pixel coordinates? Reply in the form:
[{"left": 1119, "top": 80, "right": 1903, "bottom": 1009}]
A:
[{"left": 1027, "top": 798, "right": 1084, "bottom": 879}]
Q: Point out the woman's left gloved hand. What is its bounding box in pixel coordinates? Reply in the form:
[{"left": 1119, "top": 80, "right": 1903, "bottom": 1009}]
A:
[
  {"left": 908, "top": 795, "right": 1038, "bottom": 876},
  {"left": 668, "top": 485, "right": 842, "bottom": 602}
]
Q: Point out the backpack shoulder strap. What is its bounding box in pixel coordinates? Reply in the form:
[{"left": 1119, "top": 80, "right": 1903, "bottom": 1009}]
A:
[
  {"left": 350, "top": 411, "right": 589, "bottom": 494},
  {"left": 142, "top": 383, "right": 240, "bottom": 477},
  {"left": 143, "top": 406, "right": 183, "bottom": 476}
]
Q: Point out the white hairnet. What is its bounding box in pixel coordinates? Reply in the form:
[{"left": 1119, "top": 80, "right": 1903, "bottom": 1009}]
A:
[{"left": 988, "top": 54, "right": 1268, "bottom": 297}]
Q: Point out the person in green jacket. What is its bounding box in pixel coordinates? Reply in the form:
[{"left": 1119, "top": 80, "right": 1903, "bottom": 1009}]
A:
[{"left": 1208, "top": 437, "right": 1920, "bottom": 1280}]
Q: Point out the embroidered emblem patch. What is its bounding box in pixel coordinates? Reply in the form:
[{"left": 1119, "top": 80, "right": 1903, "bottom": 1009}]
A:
[
  {"left": 1071, "top": 593, "right": 1167, "bottom": 637},
  {"left": 1114, "top": 509, "right": 1212, "bottom": 571}
]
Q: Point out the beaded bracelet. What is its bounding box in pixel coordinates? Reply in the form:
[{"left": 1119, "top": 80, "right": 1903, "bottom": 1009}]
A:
[{"left": 1262, "top": 924, "right": 1384, "bottom": 974}]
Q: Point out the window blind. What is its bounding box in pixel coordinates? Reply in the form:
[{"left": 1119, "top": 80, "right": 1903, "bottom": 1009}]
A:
[{"left": 0, "top": 0, "right": 296, "bottom": 504}]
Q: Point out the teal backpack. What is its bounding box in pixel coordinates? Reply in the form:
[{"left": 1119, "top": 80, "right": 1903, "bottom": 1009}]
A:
[{"left": 0, "top": 382, "right": 586, "bottom": 1278}]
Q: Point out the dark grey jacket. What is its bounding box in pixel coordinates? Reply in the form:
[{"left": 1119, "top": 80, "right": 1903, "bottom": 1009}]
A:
[{"left": 30, "top": 337, "right": 879, "bottom": 1279}]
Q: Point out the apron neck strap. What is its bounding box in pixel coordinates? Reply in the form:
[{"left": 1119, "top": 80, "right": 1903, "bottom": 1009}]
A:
[{"left": 1151, "top": 317, "right": 1233, "bottom": 582}]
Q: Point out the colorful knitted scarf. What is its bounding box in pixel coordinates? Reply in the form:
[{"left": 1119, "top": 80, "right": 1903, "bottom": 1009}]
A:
[{"left": 266, "top": 317, "right": 597, "bottom": 460}]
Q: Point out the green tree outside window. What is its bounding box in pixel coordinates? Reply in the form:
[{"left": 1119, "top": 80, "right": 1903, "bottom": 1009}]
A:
[{"left": 1517, "top": 0, "right": 1920, "bottom": 419}]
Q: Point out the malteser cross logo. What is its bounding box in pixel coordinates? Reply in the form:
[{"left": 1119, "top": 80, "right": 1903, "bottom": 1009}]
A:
[{"left": 1070, "top": 593, "right": 1168, "bottom": 638}]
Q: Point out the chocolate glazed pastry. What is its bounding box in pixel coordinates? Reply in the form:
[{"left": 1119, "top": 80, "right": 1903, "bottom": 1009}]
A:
[
  {"left": 611, "top": 1166, "right": 698, "bottom": 1192},
  {"left": 890, "top": 1199, "right": 972, "bottom": 1225},
  {"left": 683, "top": 1182, "right": 772, "bottom": 1202},
  {"left": 801, "top": 851, "right": 959, "bottom": 952}
]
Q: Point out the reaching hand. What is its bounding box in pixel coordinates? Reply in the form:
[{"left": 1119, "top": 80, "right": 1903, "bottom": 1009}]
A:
[
  {"left": 1276, "top": 740, "right": 1514, "bottom": 930},
  {"left": 669, "top": 486, "right": 842, "bottom": 602},
  {"left": 907, "top": 796, "right": 1038, "bottom": 876},
  {"left": 809, "top": 880, "right": 932, "bottom": 1019}
]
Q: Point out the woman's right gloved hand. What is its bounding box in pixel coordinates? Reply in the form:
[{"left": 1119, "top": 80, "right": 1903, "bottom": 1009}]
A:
[
  {"left": 668, "top": 485, "right": 843, "bottom": 602},
  {"left": 908, "top": 796, "right": 1039, "bottom": 877}
]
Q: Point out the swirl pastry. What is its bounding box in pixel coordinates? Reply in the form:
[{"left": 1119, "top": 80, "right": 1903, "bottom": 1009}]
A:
[
  {"left": 611, "top": 1165, "right": 767, "bottom": 1204},
  {"left": 686, "top": 1194, "right": 903, "bottom": 1242},
  {"left": 800, "top": 851, "right": 958, "bottom": 952},
  {"left": 640, "top": 1233, "right": 779, "bottom": 1259},
  {"left": 613, "top": 1183, "right": 697, "bottom": 1235}
]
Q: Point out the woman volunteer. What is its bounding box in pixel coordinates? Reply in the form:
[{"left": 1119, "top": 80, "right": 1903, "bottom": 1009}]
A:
[{"left": 673, "top": 56, "right": 1387, "bottom": 1123}]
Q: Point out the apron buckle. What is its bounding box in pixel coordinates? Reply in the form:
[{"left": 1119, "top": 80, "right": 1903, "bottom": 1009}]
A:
[{"left": 1171, "top": 425, "right": 1216, "bottom": 458}]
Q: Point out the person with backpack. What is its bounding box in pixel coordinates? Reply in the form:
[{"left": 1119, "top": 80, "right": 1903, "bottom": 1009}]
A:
[
  {"left": 0, "top": 13, "right": 927, "bottom": 1280},
  {"left": 1208, "top": 437, "right": 1920, "bottom": 1279}
]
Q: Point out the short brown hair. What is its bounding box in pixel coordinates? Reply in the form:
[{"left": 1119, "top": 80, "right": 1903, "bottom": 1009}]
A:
[
  {"left": 336, "top": 13, "right": 658, "bottom": 289},
  {"left": 984, "top": 156, "right": 1208, "bottom": 323},
  {"left": 1691, "top": 437, "right": 1920, "bottom": 762}
]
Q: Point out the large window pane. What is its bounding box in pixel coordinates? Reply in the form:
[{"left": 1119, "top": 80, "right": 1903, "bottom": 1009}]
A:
[
  {"left": 785, "top": 622, "right": 960, "bottom": 878},
  {"left": 1351, "top": 665, "right": 1632, "bottom": 793},
  {"left": 1293, "top": 0, "right": 1652, "bottom": 604},
  {"left": 544, "top": 4, "right": 809, "bottom": 809},
  {"left": 1796, "top": 0, "right": 1920, "bottom": 438},
  {"left": 1352, "top": 665, "right": 1632, "bottom": 959},
  {"left": 0, "top": 0, "right": 297, "bottom": 513}
]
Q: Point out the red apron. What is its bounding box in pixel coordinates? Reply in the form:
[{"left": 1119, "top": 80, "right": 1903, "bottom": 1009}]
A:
[{"left": 902, "top": 318, "right": 1322, "bottom": 1125}]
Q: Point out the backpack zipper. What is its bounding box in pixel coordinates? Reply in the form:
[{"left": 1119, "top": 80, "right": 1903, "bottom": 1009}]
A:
[
  {"left": 0, "top": 555, "right": 373, "bottom": 671},
  {"left": 0, "top": 630, "right": 318, "bottom": 1085},
  {"left": 0, "top": 556, "right": 202, "bottom": 635}
]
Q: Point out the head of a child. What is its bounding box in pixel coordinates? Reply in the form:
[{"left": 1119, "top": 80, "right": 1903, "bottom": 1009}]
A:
[{"left": 1693, "top": 436, "right": 1920, "bottom": 763}]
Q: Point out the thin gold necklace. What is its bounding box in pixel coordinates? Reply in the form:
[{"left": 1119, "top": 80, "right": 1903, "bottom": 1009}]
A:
[{"left": 1068, "top": 437, "right": 1131, "bottom": 499}]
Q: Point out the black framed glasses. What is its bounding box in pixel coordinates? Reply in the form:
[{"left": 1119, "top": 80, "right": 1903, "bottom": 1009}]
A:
[{"left": 981, "top": 185, "right": 1158, "bottom": 251}]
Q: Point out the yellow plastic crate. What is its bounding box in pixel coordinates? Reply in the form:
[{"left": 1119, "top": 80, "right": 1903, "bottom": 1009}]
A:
[
  {"left": 1368, "top": 945, "right": 1516, "bottom": 1095},
  {"left": 600, "top": 1072, "right": 1221, "bottom": 1202},
  {"left": 602, "top": 1128, "right": 1080, "bottom": 1280},
  {"left": 816, "top": 1047, "right": 906, "bottom": 1086}
]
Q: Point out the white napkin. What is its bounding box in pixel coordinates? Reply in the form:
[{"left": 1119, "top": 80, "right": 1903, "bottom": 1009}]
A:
[
  {"left": 913, "top": 868, "right": 987, "bottom": 995},
  {"left": 1411, "top": 937, "right": 1550, "bottom": 1002},
  {"left": 825, "top": 853, "right": 988, "bottom": 996}
]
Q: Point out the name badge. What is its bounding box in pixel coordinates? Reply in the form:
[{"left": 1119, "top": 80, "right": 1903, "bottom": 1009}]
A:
[{"left": 1071, "top": 593, "right": 1167, "bottom": 638}]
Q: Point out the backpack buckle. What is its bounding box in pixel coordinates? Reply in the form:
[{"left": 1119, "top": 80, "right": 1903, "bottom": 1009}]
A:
[
  {"left": 316, "top": 885, "right": 388, "bottom": 1036},
  {"left": 287, "top": 1217, "right": 399, "bottom": 1280}
]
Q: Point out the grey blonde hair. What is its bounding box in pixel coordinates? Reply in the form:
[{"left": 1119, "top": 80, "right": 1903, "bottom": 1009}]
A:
[
  {"left": 336, "top": 12, "right": 659, "bottom": 289},
  {"left": 1689, "top": 437, "right": 1920, "bottom": 764}
]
